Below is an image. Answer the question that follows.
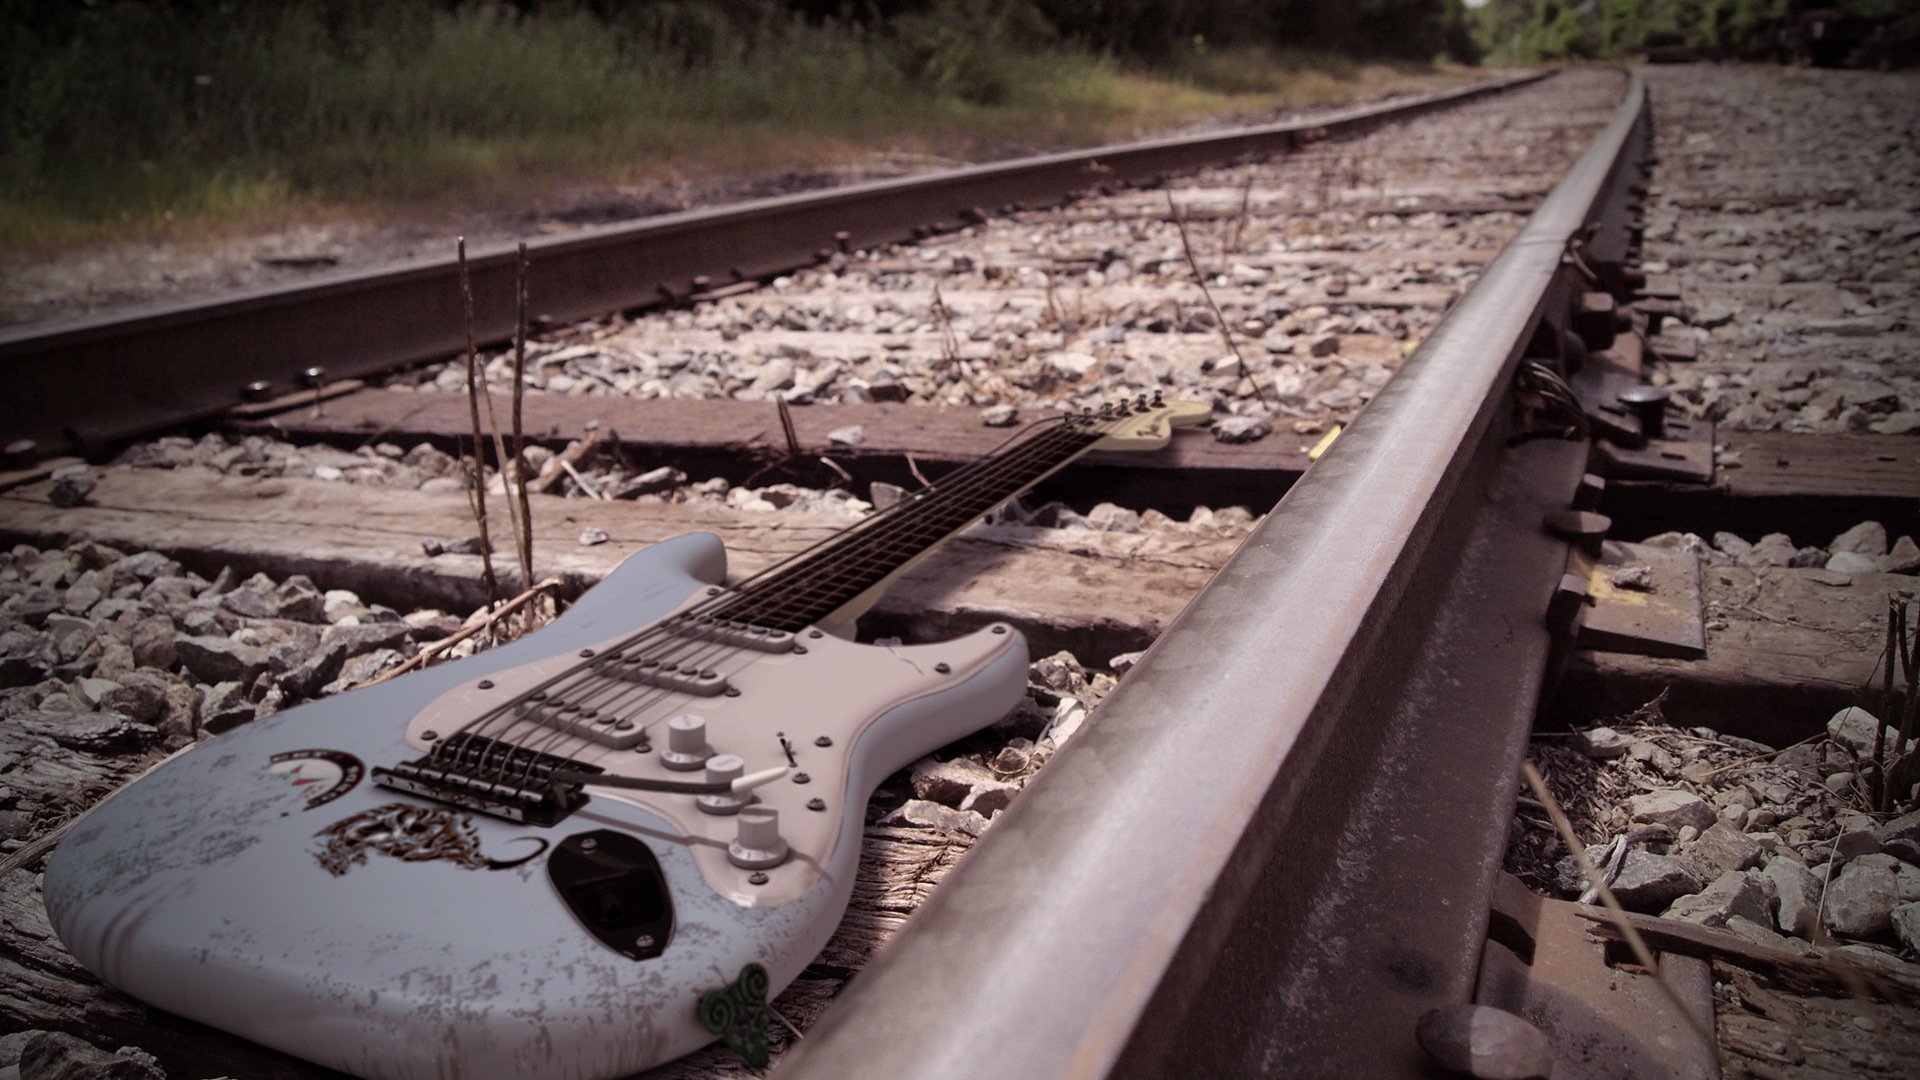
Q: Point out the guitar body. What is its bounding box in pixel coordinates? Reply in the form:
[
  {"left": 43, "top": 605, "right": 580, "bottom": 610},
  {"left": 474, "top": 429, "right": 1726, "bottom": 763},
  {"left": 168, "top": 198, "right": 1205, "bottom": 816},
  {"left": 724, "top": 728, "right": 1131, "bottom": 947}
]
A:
[{"left": 43, "top": 532, "right": 1030, "bottom": 1080}]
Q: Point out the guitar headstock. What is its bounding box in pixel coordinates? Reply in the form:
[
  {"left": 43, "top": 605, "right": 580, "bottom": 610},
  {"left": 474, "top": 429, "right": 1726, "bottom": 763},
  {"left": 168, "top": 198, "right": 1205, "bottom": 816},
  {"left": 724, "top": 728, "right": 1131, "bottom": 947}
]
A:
[{"left": 1074, "top": 395, "right": 1213, "bottom": 451}]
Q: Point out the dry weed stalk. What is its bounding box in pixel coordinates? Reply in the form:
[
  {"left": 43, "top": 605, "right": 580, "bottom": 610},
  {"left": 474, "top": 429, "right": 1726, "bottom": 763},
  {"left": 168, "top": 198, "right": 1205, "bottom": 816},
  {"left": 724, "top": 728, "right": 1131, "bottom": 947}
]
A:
[
  {"left": 931, "top": 282, "right": 961, "bottom": 368},
  {"left": 1227, "top": 167, "right": 1256, "bottom": 253},
  {"left": 456, "top": 238, "right": 503, "bottom": 610},
  {"left": 1873, "top": 596, "right": 1918, "bottom": 811},
  {"left": 1166, "top": 190, "right": 1279, "bottom": 409},
  {"left": 510, "top": 243, "right": 535, "bottom": 596}
]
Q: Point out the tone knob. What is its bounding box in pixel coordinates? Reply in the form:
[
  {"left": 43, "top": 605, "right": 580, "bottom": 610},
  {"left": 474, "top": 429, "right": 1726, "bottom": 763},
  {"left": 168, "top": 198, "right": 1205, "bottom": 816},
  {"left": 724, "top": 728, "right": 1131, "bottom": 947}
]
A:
[
  {"left": 695, "top": 754, "right": 750, "bottom": 815},
  {"left": 660, "top": 713, "right": 712, "bottom": 772},
  {"left": 727, "top": 806, "right": 790, "bottom": 870}
]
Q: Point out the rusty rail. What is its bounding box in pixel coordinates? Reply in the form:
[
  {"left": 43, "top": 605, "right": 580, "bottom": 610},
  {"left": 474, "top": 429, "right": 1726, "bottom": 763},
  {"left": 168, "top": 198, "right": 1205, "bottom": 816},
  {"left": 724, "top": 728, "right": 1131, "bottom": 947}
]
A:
[
  {"left": 0, "top": 73, "right": 1547, "bottom": 460},
  {"left": 775, "top": 73, "right": 1653, "bottom": 1079}
]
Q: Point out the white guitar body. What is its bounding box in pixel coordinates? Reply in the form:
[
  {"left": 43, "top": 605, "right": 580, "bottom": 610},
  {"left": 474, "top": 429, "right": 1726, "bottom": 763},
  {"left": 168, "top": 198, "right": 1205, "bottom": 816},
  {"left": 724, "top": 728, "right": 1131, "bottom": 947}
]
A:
[{"left": 43, "top": 532, "right": 1029, "bottom": 1079}]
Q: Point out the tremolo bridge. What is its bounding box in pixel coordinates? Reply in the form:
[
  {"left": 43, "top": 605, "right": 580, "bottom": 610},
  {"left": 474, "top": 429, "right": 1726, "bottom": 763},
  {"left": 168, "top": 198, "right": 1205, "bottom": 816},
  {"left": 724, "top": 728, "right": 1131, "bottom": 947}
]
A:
[{"left": 373, "top": 733, "right": 601, "bottom": 827}]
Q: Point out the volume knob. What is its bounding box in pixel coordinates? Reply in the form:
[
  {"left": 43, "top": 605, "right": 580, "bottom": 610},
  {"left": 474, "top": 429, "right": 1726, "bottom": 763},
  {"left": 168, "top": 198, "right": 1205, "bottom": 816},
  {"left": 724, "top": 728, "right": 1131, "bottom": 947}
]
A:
[
  {"left": 660, "top": 713, "right": 713, "bottom": 772},
  {"left": 728, "top": 806, "right": 790, "bottom": 870},
  {"left": 695, "top": 754, "right": 750, "bottom": 815}
]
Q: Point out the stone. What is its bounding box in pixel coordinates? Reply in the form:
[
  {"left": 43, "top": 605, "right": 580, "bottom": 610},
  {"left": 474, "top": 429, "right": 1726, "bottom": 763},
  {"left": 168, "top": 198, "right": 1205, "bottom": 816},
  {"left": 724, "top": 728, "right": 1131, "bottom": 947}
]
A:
[
  {"left": 1893, "top": 902, "right": 1920, "bottom": 954},
  {"left": 1210, "top": 415, "right": 1271, "bottom": 443},
  {"left": 1824, "top": 856, "right": 1898, "bottom": 937},
  {"left": 322, "top": 589, "right": 367, "bottom": 622},
  {"left": 1570, "top": 726, "right": 1631, "bottom": 759},
  {"left": 1309, "top": 334, "right": 1340, "bottom": 358},
  {"left": 1047, "top": 352, "right": 1098, "bottom": 378},
  {"left": 959, "top": 780, "right": 1020, "bottom": 817},
  {"left": 1825, "top": 551, "right": 1882, "bottom": 574},
  {"left": 200, "top": 681, "right": 256, "bottom": 733},
  {"left": 18, "top": 708, "right": 157, "bottom": 753},
  {"left": 1602, "top": 851, "right": 1709, "bottom": 913},
  {"left": 125, "top": 616, "right": 178, "bottom": 670},
  {"left": 1834, "top": 828, "right": 1883, "bottom": 863},
  {"left": 1684, "top": 821, "right": 1766, "bottom": 876},
  {"left": 1663, "top": 870, "right": 1772, "bottom": 928},
  {"left": 16, "top": 1030, "right": 166, "bottom": 1080},
  {"left": 910, "top": 757, "right": 997, "bottom": 808},
  {"left": 1415, "top": 1004, "right": 1552, "bottom": 1080},
  {"left": 1627, "top": 739, "right": 1681, "bottom": 776},
  {"left": 112, "top": 551, "right": 182, "bottom": 583},
  {"left": 174, "top": 635, "right": 269, "bottom": 684},
  {"left": 578, "top": 527, "right": 610, "bottom": 546},
  {"left": 1827, "top": 706, "right": 1896, "bottom": 757},
  {"left": 401, "top": 609, "right": 464, "bottom": 640},
  {"left": 980, "top": 403, "right": 1018, "bottom": 427},
  {"left": 101, "top": 671, "right": 171, "bottom": 725},
  {"left": 48, "top": 471, "right": 97, "bottom": 508},
  {"left": 1740, "top": 532, "right": 1799, "bottom": 568},
  {"left": 323, "top": 648, "right": 402, "bottom": 694},
  {"left": 1878, "top": 809, "right": 1920, "bottom": 849},
  {"left": 826, "top": 424, "right": 865, "bottom": 448},
  {"left": 1888, "top": 535, "right": 1920, "bottom": 575},
  {"left": 281, "top": 623, "right": 413, "bottom": 698},
  {"left": 1830, "top": 520, "right": 1888, "bottom": 557},
  {"left": 878, "top": 798, "right": 991, "bottom": 836},
  {"left": 1627, "top": 789, "right": 1715, "bottom": 832}
]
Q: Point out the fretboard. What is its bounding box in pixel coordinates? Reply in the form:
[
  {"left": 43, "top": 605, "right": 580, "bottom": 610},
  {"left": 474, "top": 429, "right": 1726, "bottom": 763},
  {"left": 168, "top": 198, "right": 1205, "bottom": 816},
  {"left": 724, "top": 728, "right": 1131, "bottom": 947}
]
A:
[{"left": 720, "top": 418, "right": 1104, "bottom": 632}]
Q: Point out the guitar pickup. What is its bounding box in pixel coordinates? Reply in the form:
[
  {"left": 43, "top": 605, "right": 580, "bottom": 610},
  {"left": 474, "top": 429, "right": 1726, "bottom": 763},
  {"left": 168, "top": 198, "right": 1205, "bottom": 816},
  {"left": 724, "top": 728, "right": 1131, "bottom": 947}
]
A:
[
  {"left": 668, "top": 615, "right": 797, "bottom": 654},
  {"left": 374, "top": 734, "right": 599, "bottom": 826},
  {"left": 601, "top": 654, "right": 731, "bottom": 697}
]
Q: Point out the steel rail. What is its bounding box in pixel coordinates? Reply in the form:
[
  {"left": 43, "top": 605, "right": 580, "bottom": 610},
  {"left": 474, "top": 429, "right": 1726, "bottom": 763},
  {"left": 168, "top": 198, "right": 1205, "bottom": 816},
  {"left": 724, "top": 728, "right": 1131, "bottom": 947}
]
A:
[
  {"left": 775, "top": 72, "right": 1651, "bottom": 1079},
  {"left": 0, "top": 73, "right": 1547, "bottom": 460}
]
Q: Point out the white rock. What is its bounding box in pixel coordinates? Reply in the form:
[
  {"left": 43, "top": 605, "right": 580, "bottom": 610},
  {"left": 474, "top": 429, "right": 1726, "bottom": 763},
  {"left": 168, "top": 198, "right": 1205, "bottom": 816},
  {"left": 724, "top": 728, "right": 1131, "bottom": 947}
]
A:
[
  {"left": 1830, "top": 521, "right": 1888, "bottom": 557},
  {"left": 1825, "top": 856, "right": 1898, "bottom": 937},
  {"left": 1893, "top": 902, "right": 1920, "bottom": 953},
  {"left": 1571, "top": 726, "right": 1631, "bottom": 759},
  {"left": 1887, "top": 535, "right": 1920, "bottom": 575},
  {"left": 827, "top": 425, "right": 865, "bottom": 447},
  {"left": 980, "top": 404, "right": 1018, "bottom": 427},
  {"left": 1210, "top": 416, "right": 1271, "bottom": 443},
  {"left": 1827, "top": 706, "right": 1897, "bottom": 757},
  {"left": 1825, "top": 551, "right": 1883, "bottom": 574},
  {"left": 1762, "top": 856, "right": 1824, "bottom": 939},
  {"left": 1664, "top": 870, "right": 1771, "bottom": 928},
  {"left": 1048, "top": 352, "right": 1098, "bottom": 378},
  {"left": 1628, "top": 789, "right": 1716, "bottom": 832}
]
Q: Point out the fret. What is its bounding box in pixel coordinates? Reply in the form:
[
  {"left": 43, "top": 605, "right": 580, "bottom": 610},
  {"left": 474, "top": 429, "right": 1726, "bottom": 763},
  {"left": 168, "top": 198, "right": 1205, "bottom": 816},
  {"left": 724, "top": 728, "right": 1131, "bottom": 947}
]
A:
[{"left": 721, "top": 416, "right": 1104, "bottom": 632}]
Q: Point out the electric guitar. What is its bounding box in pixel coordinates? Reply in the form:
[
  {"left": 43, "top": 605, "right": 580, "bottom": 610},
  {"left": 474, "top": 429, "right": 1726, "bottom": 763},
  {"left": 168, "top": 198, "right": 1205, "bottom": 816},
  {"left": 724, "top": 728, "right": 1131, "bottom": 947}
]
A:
[{"left": 43, "top": 396, "right": 1210, "bottom": 1080}]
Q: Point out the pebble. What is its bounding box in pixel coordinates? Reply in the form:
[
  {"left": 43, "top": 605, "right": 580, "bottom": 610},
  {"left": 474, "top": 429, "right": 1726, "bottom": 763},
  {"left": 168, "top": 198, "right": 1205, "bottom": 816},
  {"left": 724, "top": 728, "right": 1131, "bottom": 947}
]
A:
[
  {"left": 1570, "top": 725, "right": 1632, "bottom": 759},
  {"left": 578, "top": 527, "right": 610, "bottom": 546},
  {"left": 980, "top": 404, "right": 1018, "bottom": 427},
  {"left": 1824, "top": 856, "right": 1899, "bottom": 938},
  {"left": 1663, "top": 869, "right": 1772, "bottom": 928},
  {"left": 1827, "top": 705, "right": 1897, "bottom": 757},
  {"left": 1210, "top": 415, "right": 1271, "bottom": 443},
  {"left": 1415, "top": 1004, "right": 1552, "bottom": 1080},
  {"left": 1628, "top": 789, "right": 1716, "bottom": 832},
  {"left": 1762, "top": 856, "right": 1825, "bottom": 939}
]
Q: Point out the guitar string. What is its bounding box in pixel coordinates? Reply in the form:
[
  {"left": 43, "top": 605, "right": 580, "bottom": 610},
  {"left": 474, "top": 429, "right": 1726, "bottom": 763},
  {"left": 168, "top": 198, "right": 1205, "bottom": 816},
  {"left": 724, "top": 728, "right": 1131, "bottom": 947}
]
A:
[
  {"left": 428, "top": 404, "right": 1140, "bottom": 787},
  {"left": 485, "top": 410, "right": 1122, "bottom": 787},
  {"left": 477, "top": 411, "right": 1114, "bottom": 789},
  {"left": 438, "top": 411, "right": 1091, "bottom": 780}
]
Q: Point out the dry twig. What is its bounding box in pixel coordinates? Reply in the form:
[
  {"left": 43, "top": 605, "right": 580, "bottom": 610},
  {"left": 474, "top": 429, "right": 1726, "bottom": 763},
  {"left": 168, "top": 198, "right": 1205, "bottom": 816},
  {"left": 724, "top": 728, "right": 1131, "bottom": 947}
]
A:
[
  {"left": 1167, "top": 191, "right": 1276, "bottom": 409},
  {"left": 369, "top": 578, "right": 565, "bottom": 684},
  {"left": 457, "top": 238, "right": 503, "bottom": 608}
]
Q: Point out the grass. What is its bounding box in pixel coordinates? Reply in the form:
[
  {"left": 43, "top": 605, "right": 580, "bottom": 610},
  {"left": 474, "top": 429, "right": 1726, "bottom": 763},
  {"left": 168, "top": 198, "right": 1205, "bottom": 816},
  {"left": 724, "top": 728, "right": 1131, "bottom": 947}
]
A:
[{"left": 0, "top": 5, "right": 1473, "bottom": 255}]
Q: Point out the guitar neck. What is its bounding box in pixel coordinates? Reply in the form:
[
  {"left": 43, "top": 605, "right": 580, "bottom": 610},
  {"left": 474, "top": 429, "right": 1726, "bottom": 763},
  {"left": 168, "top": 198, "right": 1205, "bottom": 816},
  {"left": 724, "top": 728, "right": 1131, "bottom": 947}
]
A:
[{"left": 719, "top": 416, "right": 1106, "bottom": 632}]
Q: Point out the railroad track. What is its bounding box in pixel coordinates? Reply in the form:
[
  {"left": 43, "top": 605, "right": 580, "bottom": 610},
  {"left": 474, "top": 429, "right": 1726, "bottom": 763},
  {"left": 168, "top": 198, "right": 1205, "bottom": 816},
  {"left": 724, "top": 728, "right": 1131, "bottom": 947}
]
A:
[{"left": 3, "top": 65, "right": 1917, "bottom": 1080}]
